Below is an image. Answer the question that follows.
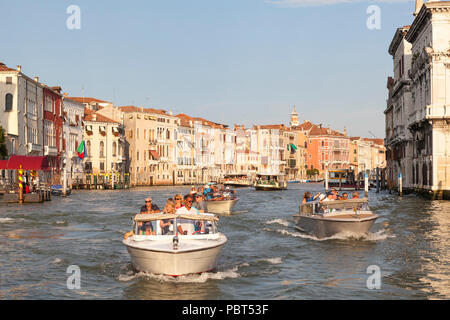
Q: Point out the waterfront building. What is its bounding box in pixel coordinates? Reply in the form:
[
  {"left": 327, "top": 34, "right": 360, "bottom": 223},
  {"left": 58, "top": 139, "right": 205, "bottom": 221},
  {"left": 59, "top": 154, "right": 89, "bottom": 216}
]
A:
[
  {"left": 83, "top": 110, "right": 125, "bottom": 178},
  {"left": 116, "top": 106, "right": 177, "bottom": 186},
  {"left": 306, "top": 125, "right": 350, "bottom": 178},
  {"left": 0, "top": 63, "right": 44, "bottom": 158},
  {"left": 385, "top": 25, "right": 414, "bottom": 190},
  {"left": 386, "top": 0, "right": 450, "bottom": 198},
  {"left": 62, "top": 95, "right": 85, "bottom": 186},
  {"left": 252, "top": 124, "right": 287, "bottom": 174},
  {"left": 350, "top": 137, "right": 386, "bottom": 178},
  {"left": 175, "top": 113, "right": 198, "bottom": 185},
  {"left": 349, "top": 137, "right": 359, "bottom": 173}
]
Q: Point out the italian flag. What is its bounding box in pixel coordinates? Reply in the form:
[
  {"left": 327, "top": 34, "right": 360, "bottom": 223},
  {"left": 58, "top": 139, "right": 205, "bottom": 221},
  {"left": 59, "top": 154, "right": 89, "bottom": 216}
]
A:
[{"left": 76, "top": 140, "right": 87, "bottom": 159}]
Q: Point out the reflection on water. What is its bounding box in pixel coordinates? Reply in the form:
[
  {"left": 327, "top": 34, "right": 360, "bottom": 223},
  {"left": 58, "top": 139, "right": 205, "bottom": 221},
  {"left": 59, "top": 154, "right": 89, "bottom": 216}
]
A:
[{"left": 0, "top": 184, "right": 449, "bottom": 299}]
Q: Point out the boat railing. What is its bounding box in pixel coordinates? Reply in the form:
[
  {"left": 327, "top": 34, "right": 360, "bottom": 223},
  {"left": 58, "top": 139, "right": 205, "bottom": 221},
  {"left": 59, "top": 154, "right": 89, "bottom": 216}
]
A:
[{"left": 300, "top": 198, "right": 369, "bottom": 215}]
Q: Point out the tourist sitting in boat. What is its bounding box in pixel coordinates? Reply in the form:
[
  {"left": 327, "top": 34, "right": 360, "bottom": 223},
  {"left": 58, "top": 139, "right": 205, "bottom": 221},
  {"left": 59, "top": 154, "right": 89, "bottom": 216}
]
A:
[
  {"left": 341, "top": 192, "right": 348, "bottom": 200},
  {"left": 138, "top": 197, "right": 161, "bottom": 235},
  {"left": 352, "top": 191, "right": 359, "bottom": 199},
  {"left": 302, "top": 191, "right": 321, "bottom": 204},
  {"left": 174, "top": 194, "right": 184, "bottom": 209},
  {"left": 190, "top": 186, "right": 197, "bottom": 195},
  {"left": 193, "top": 193, "right": 207, "bottom": 213},
  {"left": 160, "top": 198, "right": 175, "bottom": 235},
  {"left": 176, "top": 194, "right": 202, "bottom": 235}
]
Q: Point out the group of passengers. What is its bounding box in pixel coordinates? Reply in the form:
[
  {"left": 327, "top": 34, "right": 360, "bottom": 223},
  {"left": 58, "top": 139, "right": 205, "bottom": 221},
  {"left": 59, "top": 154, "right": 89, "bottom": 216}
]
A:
[
  {"left": 135, "top": 192, "right": 209, "bottom": 236},
  {"left": 302, "top": 188, "right": 360, "bottom": 204},
  {"left": 189, "top": 184, "right": 237, "bottom": 201}
]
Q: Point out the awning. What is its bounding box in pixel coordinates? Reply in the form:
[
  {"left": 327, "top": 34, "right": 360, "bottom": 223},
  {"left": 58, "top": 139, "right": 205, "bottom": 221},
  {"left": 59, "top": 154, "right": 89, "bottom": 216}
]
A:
[
  {"left": 290, "top": 144, "right": 298, "bottom": 151},
  {"left": 0, "top": 155, "right": 50, "bottom": 170},
  {"left": 149, "top": 150, "right": 160, "bottom": 160}
]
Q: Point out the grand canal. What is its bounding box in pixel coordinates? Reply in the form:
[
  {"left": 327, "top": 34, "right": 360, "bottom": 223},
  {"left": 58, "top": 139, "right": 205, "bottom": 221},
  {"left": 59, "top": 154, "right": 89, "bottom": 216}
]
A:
[{"left": 0, "top": 183, "right": 449, "bottom": 299}]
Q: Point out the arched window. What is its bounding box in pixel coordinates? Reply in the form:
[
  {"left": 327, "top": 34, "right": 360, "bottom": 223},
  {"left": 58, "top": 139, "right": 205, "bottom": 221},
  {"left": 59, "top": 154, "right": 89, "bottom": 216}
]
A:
[
  {"left": 5, "top": 93, "right": 13, "bottom": 111},
  {"left": 166, "top": 129, "right": 170, "bottom": 140},
  {"left": 100, "top": 141, "right": 104, "bottom": 158},
  {"left": 112, "top": 142, "right": 117, "bottom": 157}
]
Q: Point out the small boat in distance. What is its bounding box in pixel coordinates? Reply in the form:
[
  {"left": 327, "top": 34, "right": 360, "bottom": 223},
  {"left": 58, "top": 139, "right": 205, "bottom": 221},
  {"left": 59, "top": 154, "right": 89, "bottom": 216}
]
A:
[
  {"left": 123, "top": 213, "right": 227, "bottom": 276},
  {"left": 222, "top": 173, "right": 252, "bottom": 187},
  {"left": 293, "top": 198, "right": 378, "bottom": 239},
  {"left": 254, "top": 173, "right": 288, "bottom": 191},
  {"left": 326, "top": 169, "right": 360, "bottom": 191}
]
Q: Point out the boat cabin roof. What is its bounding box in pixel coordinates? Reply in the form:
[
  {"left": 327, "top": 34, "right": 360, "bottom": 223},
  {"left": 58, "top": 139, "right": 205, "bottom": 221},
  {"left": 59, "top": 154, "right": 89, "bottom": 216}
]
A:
[{"left": 300, "top": 198, "right": 369, "bottom": 213}]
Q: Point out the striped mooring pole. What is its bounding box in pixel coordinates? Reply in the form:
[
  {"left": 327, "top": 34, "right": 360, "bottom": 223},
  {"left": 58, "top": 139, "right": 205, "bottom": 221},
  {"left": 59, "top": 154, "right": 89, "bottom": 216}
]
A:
[{"left": 18, "top": 165, "right": 24, "bottom": 204}]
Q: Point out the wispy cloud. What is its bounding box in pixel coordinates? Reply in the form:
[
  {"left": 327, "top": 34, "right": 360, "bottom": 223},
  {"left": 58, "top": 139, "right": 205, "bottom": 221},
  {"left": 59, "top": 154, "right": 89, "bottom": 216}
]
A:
[{"left": 266, "top": 0, "right": 412, "bottom": 8}]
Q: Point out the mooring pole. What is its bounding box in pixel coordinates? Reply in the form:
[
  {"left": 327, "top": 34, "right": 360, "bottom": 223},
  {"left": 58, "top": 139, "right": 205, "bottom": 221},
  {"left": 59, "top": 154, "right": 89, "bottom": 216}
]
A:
[
  {"left": 376, "top": 167, "right": 380, "bottom": 193},
  {"left": 398, "top": 172, "right": 403, "bottom": 197},
  {"left": 365, "top": 173, "right": 369, "bottom": 198},
  {"left": 18, "top": 165, "right": 24, "bottom": 204}
]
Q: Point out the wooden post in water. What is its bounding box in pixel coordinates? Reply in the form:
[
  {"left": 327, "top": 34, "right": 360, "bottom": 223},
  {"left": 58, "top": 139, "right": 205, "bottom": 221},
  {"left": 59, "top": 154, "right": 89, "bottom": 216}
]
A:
[
  {"left": 63, "top": 167, "right": 67, "bottom": 197},
  {"left": 364, "top": 173, "right": 369, "bottom": 198},
  {"left": 111, "top": 171, "right": 115, "bottom": 190},
  {"left": 398, "top": 173, "right": 403, "bottom": 197},
  {"left": 325, "top": 166, "right": 329, "bottom": 192},
  {"left": 376, "top": 167, "right": 380, "bottom": 193}
]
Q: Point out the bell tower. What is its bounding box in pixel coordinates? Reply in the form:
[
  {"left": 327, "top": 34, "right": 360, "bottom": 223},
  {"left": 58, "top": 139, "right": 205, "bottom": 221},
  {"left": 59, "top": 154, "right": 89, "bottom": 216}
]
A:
[{"left": 290, "top": 105, "right": 299, "bottom": 127}]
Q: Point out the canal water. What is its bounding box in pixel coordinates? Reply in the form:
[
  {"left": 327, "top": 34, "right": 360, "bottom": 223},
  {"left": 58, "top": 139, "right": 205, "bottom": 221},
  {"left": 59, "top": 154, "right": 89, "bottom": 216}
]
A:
[{"left": 0, "top": 183, "right": 449, "bottom": 299}]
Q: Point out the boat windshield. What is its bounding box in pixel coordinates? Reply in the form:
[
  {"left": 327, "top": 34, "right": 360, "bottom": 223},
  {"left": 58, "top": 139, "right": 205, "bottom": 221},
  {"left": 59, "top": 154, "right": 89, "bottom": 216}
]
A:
[
  {"left": 133, "top": 213, "right": 219, "bottom": 236},
  {"left": 300, "top": 198, "right": 370, "bottom": 214}
]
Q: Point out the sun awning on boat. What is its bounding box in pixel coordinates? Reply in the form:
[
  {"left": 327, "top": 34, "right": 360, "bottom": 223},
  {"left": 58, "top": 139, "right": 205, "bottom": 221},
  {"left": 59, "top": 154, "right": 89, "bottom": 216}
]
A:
[
  {"left": 0, "top": 155, "right": 50, "bottom": 170},
  {"left": 149, "top": 150, "right": 160, "bottom": 160}
]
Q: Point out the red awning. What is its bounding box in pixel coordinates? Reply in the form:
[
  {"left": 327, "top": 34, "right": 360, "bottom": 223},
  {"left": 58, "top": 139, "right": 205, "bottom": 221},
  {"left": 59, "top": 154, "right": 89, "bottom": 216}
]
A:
[
  {"left": 149, "top": 150, "right": 160, "bottom": 160},
  {"left": 0, "top": 155, "right": 50, "bottom": 171},
  {"left": 0, "top": 160, "right": 8, "bottom": 170}
]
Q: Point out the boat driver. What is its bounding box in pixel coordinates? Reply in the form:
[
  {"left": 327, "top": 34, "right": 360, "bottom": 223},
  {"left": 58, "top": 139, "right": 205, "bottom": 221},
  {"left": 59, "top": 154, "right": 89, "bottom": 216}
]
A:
[{"left": 176, "top": 194, "right": 202, "bottom": 235}]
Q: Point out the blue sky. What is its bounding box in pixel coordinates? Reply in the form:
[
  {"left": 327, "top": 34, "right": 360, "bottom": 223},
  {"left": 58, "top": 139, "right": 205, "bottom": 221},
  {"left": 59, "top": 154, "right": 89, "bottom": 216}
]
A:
[{"left": 0, "top": 0, "right": 416, "bottom": 138}]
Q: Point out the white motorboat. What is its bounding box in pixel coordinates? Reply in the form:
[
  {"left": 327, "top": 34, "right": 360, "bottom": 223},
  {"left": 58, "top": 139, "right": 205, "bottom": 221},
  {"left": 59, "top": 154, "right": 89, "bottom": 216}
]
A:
[
  {"left": 205, "top": 198, "right": 239, "bottom": 215},
  {"left": 293, "top": 198, "right": 378, "bottom": 239},
  {"left": 123, "top": 213, "right": 227, "bottom": 276}
]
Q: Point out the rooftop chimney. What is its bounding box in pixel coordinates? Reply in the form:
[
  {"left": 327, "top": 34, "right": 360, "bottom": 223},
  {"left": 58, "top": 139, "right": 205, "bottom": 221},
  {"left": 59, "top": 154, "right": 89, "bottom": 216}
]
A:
[
  {"left": 17, "top": 65, "right": 22, "bottom": 72},
  {"left": 34, "top": 76, "right": 39, "bottom": 82},
  {"left": 92, "top": 114, "right": 97, "bottom": 121}
]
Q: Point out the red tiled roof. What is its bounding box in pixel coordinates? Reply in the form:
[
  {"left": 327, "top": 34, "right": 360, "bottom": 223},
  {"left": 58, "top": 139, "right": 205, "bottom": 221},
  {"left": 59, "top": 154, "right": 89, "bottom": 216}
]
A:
[
  {"left": 291, "top": 121, "right": 317, "bottom": 131},
  {"left": 252, "top": 124, "right": 288, "bottom": 131},
  {"left": 0, "top": 62, "right": 17, "bottom": 72},
  {"left": 68, "top": 97, "right": 111, "bottom": 104},
  {"left": 363, "top": 138, "right": 384, "bottom": 145},
  {"left": 118, "top": 105, "right": 168, "bottom": 115},
  {"left": 84, "top": 113, "right": 119, "bottom": 124}
]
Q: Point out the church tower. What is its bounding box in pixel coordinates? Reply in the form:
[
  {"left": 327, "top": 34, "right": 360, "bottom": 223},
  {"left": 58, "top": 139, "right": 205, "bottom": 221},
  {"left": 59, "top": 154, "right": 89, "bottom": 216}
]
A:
[{"left": 290, "top": 105, "right": 299, "bottom": 127}]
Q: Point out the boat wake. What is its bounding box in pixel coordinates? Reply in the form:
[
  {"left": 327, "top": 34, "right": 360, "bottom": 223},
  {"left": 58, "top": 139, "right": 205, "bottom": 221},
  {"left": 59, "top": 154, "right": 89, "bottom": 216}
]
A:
[
  {"left": 265, "top": 219, "right": 291, "bottom": 227},
  {"left": 0, "top": 217, "right": 24, "bottom": 224},
  {"left": 117, "top": 263, "right": 245, "bottom": 283},
  {"left": 264, "top": 227, "right": 394, "bottom": 242}
]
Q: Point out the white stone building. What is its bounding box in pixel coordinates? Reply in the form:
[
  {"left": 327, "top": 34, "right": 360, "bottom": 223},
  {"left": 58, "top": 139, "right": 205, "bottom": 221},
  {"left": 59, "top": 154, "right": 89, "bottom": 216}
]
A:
[
  {"left": 386, "top": 0, "right": 450, "bottom": 198},
  {"left": 62, "top": 96, "right": 85, "bottom": 185}
]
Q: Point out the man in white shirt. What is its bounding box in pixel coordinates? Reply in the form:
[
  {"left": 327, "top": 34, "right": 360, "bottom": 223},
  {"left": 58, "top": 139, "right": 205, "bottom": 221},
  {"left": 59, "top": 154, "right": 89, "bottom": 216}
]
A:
[{"left": 176, "top": 194, "right": 201, "bottom": 235}]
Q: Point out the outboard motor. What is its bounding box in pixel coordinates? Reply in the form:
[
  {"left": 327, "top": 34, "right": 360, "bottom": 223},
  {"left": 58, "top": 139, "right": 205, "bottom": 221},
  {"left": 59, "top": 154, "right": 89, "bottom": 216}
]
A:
[{"left": 172, "top": 235, "right": 179, "bottom": 250}]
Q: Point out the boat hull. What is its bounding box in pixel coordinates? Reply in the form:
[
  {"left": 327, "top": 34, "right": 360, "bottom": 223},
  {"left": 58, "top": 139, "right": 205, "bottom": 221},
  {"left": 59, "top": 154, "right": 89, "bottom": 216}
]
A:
[
  {"left": 293, "top": 214, "right": 378, "bottom": 239},
  {"left": 123, "top": 236, "right": 227, "bottom": 276},
  {"left": 205, "top": 198, "right": 239, "bottom": 214},
  {"left": 254, "top": 185, "right": 287, "bottom": 191}
]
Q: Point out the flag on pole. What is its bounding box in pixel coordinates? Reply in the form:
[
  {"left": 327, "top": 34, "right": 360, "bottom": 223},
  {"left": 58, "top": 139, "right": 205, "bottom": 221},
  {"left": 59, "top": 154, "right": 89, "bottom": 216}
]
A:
[{"left": 76, "top": 140, "right": 87, "bottom": 159}]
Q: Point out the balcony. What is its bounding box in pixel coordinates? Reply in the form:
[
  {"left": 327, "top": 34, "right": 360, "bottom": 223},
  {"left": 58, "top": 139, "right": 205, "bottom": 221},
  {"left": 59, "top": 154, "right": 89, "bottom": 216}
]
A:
[
  {"left": 426, "top": 105, "right": 450, "bottom": 121},
  {"left": 27, "top": 143, "right": 42, "bottom": 153},
  {"left": 44, "top": 145, "right": 58, "bottom": 156}
]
